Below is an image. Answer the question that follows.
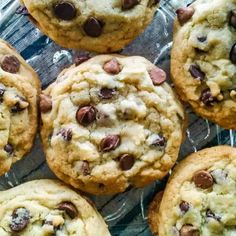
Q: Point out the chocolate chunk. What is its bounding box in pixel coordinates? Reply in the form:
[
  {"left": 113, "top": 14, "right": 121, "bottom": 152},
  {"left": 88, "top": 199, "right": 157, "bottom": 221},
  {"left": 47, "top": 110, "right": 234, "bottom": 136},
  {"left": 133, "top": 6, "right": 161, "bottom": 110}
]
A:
[
  {"left": 230, "top": 10, "right": 236, "bottom": 28},
  {"left": 1, "top": 55, "right": 20, "bottom": 73},
  {"left": 230, "top": 43, "right": 236, "bottom": 64},
  {"left": 192, "top": 170, "right": 214, "bottom": 189},
  {"left": 4, "top": 144, "right": 13, "bottom": 155},
  {"left": 99, "top": 88, "right": 116, "bottom": 99},
  {"left": 76, "top": 106, "right": 96, "bottom": 126},
  {"left": 83, "top": 17, "right": 103, "bottom": 37},
  {"left": 189, "top": 65, "right": 205, "bottom": 80},
  {"left": 74, "top": 55, "right": 90, "bottom": 66},
  {"left": 180, "top": 225, "right": 199, "bottom": 236},
  {"left": 58, "top": 128, "right": 72, "bottom": 141},
  {"left": 10, "top": 208, "right": 30, "bottom": 232},
  {"left": 81, "top": 161, "right": 90, "bottom": 176},
  {"left": 119, "top": 154, "right": 135, "bottom": 170},
  {"left": 149, "top": 67, "right": 166, "bottom": 85},
  {"left": 100, "top": 135, "right": 121, "bottom": 152},
  {"left": 179, "top": 201, "right": 190, "bottom": 213},
  {"left": 197, "top": 36, "right": 207, "bottom": 42},
  {"left": 54, "top": 1, "right": 76, "bottom": 20},
  {"left": 200, "top": 89, "right": 216, "bottom": 106},
  {"left": 206, "top": 209, "right": 221, "bottom": 221},
  {"left": 58, "top": 202, "right": 78, "bottom": 219},
  {"left": 176, "top": 7, "right": 195, "bottom": 25},
  {"left": 151, "top": 135, "right": 166, "bottom": 149},
  {"left": 103, "top": 58, "right": 121, "bottom": 75},
  {"left": 0, "top": 88, "right": 5, "bottom": 103},
  {"left": 122, "top": 0, "right": 139, "bottom": 10},
  {"left": 40, "top": 94, "right": 52, "bottom": 113},
  {"left": 16, "top": 6, "right": 29, "bottom": 15}
]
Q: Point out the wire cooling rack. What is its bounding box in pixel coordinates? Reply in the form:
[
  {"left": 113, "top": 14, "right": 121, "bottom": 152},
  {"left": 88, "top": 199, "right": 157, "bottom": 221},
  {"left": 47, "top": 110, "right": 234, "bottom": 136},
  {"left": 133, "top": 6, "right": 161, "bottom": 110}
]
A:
[{"left": 0, "top": 0, "right": 235, "bottom": 235}]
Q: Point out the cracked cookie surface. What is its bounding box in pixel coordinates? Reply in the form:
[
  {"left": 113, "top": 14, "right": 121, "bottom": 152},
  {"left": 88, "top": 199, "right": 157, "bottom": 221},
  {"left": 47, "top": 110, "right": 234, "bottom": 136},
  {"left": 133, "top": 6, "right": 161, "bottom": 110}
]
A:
[
  {"left": 40, "top": 55, "right": 185, "bottom": 195},
  {"left": 150, "top": 146, "right": 236, "bottom": 236},
  {"left": 171, "top": 0, "right": 236, "bottom": 129},
  {"left": 0, "top": 39, "right": 40, "bottom": 176},
  {"left": 21, "top": 0, "right": 159, "bottom": 53},
  {"left": 0, "top": 179, "right": 110, "bottom": 236}
]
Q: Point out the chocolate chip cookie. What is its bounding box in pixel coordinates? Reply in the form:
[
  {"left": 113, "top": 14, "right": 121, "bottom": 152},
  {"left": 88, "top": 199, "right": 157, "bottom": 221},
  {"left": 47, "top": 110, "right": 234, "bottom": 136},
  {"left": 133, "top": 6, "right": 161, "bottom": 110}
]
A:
[
  {"left": 40, "top": 55, "right": 185, "bottom": 195},
  {"left": 0, "top": 39, "right": 40, "bottom": 176},
  {"left": 171, "top": 0, "right": 236, "bottom": 129},
  {"left": 149, "top": 146, "right": 236, "bottom": 236},
  {"left": 0, "top": 179, "right": 110, "bottom": 235},
  {"left": 21, "top": 0, "right": 159, "bottom": 53}
]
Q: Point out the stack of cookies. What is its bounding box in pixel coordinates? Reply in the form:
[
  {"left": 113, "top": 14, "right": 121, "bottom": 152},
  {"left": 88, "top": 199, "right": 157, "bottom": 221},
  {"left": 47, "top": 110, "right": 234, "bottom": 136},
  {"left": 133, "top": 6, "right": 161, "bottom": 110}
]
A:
[{"left": 0, "top": 0, "right": 235, "bottom": 235}]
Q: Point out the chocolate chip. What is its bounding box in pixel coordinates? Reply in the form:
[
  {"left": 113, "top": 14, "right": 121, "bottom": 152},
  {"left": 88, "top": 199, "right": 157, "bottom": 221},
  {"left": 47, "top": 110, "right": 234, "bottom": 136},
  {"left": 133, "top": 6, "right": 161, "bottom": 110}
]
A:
[
  {"left": 206, "top": 209, "right": 221, "bottom": 221},
  {"left": 151, "top": 135, "right": 166, "bottom": 149},
  {"left": 74, "top": 55, "right": 90, "bottom": 66},
  {"left": 192, "top": 170, "right": 214, "bottom": 189},
  {"left": 119, "top": 154, "right": 135, "bottom": 170},
  {"left": 58, "top": 202, "right": 78, "bottom": 219},
  {"left": 176, "top": 7, "right": 195, "bottom": 25},
  {"left": 189, "top": 65, "right": 205, "bottom": 80},
  {"left": 40, "top": 94, "right": 52, "bottom": 113},
  {"left": 83, "top": 17, "right": 103, "bottom": 37},
  {"left": 81, "top": 161, "right": 90, "bottom": 176},
  {"left": 149, "top": 67, "right": 166, "bottom": 85},
  {"left": 180, "top": 225, "right": 199, "bottom": 236},
  {"left": 4, "top": 144, "right": 13, "bottom": 155},
  {"left": 58, "top": 128, "right": 72, "bottom": 141},
  {"left": 229, "top": 10, "right": 236, "bottom": 28},
  {"left": 179, "top": 201, "right": 190, "bottom": 213},
  {"left": 100, "top": 135, "right": 121, "bottom": 152},
  {"left": 0, "top": 88, "right": 5, "bottom": 103},
  {"left": 1, "top": 55, "right": 20, "bottom": 73},
  {"left": 197, "top": 36, "right": 207, "bottom": 42},
  {"left": 99, "top": 88, "right": 116, "bottom": 99},
  {"left": 122, "top": 0, "right": 139, "bottom": 10},
  {"left": 230, "top": 43, "right": 236, "bottom": 64},
  {"left": 200, "top": 89, "right": 216, "bottom": 106},
  {"left": 103, "top": 58, "right": 121, "bottom": 75},
  {"left": 16, "top": 6, "right": 29, "bottom": 15},
  {"left": 76, "top": 106, "right": 96, "bottom": 126},
  {"left": 10, "top": 208, "right": 30, "bottom": 232},
  {"left": 54, "top": 1, "right": 76, "bottom": 20}
]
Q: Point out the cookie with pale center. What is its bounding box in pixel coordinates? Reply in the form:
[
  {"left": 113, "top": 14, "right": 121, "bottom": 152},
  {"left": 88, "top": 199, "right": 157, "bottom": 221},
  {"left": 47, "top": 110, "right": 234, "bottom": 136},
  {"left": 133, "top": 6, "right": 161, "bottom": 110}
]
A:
[
  {"left": 0, "top": 179, "right": 110, "bottom": 235},
  {"left": 149, "top": 146, "right": 236, "bottom": 236},
  {"left": 21, "top": 0, "right": 159, "bottom": 52},
  {"left": 0, "top": 38, "right": 40, "bottom": 176},
  {"left": 40, "top": 54, "right": 185, "bottom": 195},
  {"left": 171, "top": 0, "right": 236, "bottom": 129}
]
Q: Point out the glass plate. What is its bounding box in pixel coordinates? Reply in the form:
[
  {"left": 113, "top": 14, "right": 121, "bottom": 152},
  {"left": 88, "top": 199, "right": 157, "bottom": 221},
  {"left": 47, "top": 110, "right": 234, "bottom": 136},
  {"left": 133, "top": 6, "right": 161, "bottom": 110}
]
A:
[{"left": 0, "top": 0, "right": 235, "bottom": 235}]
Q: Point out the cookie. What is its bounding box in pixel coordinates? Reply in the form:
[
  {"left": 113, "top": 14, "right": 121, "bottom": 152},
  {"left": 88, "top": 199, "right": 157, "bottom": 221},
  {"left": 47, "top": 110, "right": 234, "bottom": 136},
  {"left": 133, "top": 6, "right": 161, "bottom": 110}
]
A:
[
  {"left": 0, "top": 179, "right": 110, "bottom": 235},
  {"left": 21, "top": 0, "right": 159, "bottom": 53},
  {"left": 148, "top": 190, "right": 163, "bottom": 236},
  {"left": 40, "top": 54, "right": 185, "bottom": 195},
  {"left": 171, "top": 0, "right": 236, "bottom": 129},
  {"left": 0, "top": 39, "right": 40, "bottom": 176},
  {"left": 149, "top": 146, "right": 236, "bottom": 236}
]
